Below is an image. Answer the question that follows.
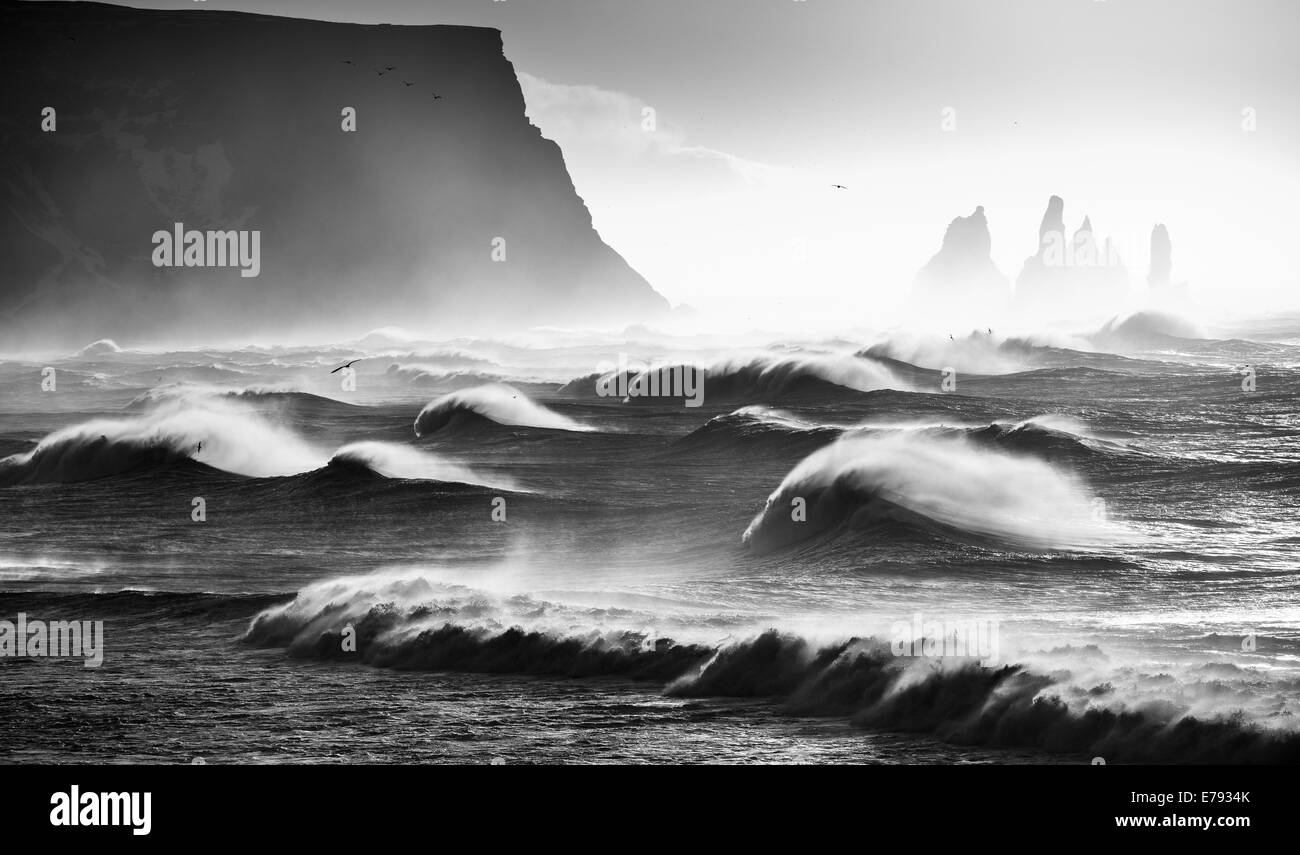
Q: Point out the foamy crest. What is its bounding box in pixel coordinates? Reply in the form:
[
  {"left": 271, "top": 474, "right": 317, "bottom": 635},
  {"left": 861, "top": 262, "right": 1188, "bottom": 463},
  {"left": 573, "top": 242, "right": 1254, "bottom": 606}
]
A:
[
  {"left": 707, "top": 351, "right": 905, "bottom": 393},
  {"left": 330, "top": 441, "right": 516, "bottom": 490},
  {"left": 742, "top": 431, "right": 1125, "bottom": 551},
  {"left": 414, "top": 383, "right": 592, "bottom": 436},
  {"left": 0, "top": 397, "right": 326, "bottom": 484}
]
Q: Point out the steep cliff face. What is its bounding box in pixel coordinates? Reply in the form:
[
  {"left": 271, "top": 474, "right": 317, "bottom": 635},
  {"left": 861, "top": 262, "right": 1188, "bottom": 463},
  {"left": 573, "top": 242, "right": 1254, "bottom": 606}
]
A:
[{"left": 0, "top": 1, "right": 668, "bottom": 350}]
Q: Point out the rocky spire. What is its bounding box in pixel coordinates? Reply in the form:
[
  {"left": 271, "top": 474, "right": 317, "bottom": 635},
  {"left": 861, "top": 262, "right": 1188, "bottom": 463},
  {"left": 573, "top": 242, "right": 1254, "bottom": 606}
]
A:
[
  {"left": 1035, "top": 195, "right": 1066, "bottom": 258},
  {"left": 912, "top": 205, "right": 1008, "bottom": 308},
  {"left": 1148, "top": 224, "right": 1172, "bottom": 287}
]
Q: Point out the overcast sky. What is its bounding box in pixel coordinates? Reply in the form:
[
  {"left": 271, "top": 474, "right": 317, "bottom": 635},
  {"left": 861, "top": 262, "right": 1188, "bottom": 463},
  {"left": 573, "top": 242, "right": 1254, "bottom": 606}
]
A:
[{"left": 88, "top": 0, "right": 1300, "bottom": 326}]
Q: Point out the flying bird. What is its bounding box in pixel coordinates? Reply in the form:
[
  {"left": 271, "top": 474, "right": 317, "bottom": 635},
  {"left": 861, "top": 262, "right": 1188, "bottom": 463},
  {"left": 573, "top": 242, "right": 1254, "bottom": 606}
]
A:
[
  {"left": 330, "top": 359, "right": 362, "bottom": 374},
  {"left": 374, "top": 68, "right": 388, "bottom": 76},
  {"left": 340, "top": 60, "right": 355, "bottom": 66},
  {"left": 384, "top": 66, "right": 395, "bottom": 71},
  {"left": 831, "top": 184, "right": 848, "bottom": 190},
  {"left": 431, "top": 93, "right": 443, "bottom": 100},
  {"left": 402, "top": 80, "right": 413, "bottom": 87}
]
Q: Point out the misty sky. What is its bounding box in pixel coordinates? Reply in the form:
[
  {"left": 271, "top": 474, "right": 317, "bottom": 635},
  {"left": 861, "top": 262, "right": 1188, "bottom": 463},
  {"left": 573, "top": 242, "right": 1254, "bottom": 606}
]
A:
[{"left": 86, "top": 0, "right": 1300, "bottom": 328}]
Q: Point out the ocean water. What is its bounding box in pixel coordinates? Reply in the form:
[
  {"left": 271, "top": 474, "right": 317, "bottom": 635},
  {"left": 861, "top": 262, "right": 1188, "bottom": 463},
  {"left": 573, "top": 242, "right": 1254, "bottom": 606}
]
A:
[{"left": 2, "top": 324, "right": 1299, "bottom": 764}]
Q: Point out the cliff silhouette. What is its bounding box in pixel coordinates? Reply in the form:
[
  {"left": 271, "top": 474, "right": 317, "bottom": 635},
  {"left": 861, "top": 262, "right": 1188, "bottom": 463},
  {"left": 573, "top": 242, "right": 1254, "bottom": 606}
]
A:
[
  {"left": 0, "top": 1, "right": 669, "bottom": 349},
  {"left": 913, "top": 206, "right": 1008, "bottom": 302},
  {"left": 1013, "top": 195, "right": 1128, "bottom": 319},
  {"left": 911, "top": 196, "right": 1193, "bottom": 325},
  {"left": 1146, "top": 223, "right": 1188, "bottom": 304},
  {"left": 910, "top": 205, "right": 1009, "bottom": 322}
]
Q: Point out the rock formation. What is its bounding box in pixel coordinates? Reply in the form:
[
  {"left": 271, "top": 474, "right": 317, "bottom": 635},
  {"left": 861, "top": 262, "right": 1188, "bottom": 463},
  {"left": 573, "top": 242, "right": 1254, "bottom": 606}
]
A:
[
  {"left": 1013, "top": 195, "right": 1128, "bottom": 320},
  {"left": 0, "top": 1, "right": 669, "bottom": 349},
  {"left": 911, "top": 205, "right": 1008, "bottom": 314}
]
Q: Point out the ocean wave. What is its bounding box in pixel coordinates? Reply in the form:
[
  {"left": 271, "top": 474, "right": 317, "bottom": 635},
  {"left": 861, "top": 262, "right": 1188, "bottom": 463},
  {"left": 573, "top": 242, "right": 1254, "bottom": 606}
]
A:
[
  {"left": 386, "top": 363, "right": 505, "bottom": 387},
  {"left": 673, "top": 406, "right": 846, "bottom": 453},
  {"left": 963, "top": 415, "right": 1142, "bottom": 458},
  {"left": 0, "top": 397, "right": 327, "bottom": 485},
  {"left": 124, "top": 383, "right": 335, "bottom": 410},
  {"left": 0, "top": 397, "right": 497, "bottom": 487},
  {"left": 242, "top": 572, "right": 1300, "bottom": 764},
  {"left": 860, "top": 332, "right": 1043, "bottom": 375},
  {"left": 741, "top": 431, "right": 1122, "bottom": 552},
  {"left": 328, "top": 441, "right": 515, "bottom": 490},
  {"left": 1092, "top": 311, "right": 1205, "bottom": 350},
  {"left": 241, "top": 571, "right": 709, "bottom": 678},
  {"left": 413, "top": 384, "right": 592, "bottom": 436},
  {"left": 382, "top": 348, "right": 496, "bottom": 369},
  {"left": 696, "top": 405, "right": 844, "bottom": 435},
  {"left": 74, "top": 339, "right": 123, "bottom": 358},
  {"left": 842, "top": 415, "right": 1138, "bottom": 459},
  {"left": 671, "top": 632, "right": 1299, "bottom": 763},
  {"left": 858, "top": 330, "right": 1156, "bottom": 374},
  {"left": 560, "top": 352, "right": 906, "bottom": 402},
  {"left": 677, "top": 409, "right": 1139, "bottom": 463}
]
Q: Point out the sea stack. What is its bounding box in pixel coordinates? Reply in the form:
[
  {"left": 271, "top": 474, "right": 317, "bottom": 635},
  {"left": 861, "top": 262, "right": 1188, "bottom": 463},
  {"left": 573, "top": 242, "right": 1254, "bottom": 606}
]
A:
[
  {"left": 1013, "top": 195, "right": 1128, "bottom": 321},
  {"left": 911, "top": 205, "right": 1009, "bottom": 317}
]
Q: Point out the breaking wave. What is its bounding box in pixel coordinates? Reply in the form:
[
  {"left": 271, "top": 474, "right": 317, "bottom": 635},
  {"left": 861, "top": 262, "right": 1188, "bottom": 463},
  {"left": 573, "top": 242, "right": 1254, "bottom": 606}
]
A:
[
  {"left": 0, "top": 399, "right": 498, "bottom": 487},
  {"left": 74, "top": 338, "right": 123, "bottom": 358},
  {"left": 124, "top": 383, "right": 333, "bottom": 409},
  {"left": 0, "top": 397, "right": 326, "bottom": 485},
  {"left": 742, "top": 431, "right": 1121, "bottom": 552},
  {"left": 963, "top": 415, "right": 1141, "bottom": 458},
  {"left": 674, "top": 406, "right": 845, "bottom": 453},
  {"left": 328, "top": 442, "right": 514, "bottom": 489},
  {"left": 413, "top": 384, "right": 592, "bottom": 436},
  {"left": 860, "top": 332, "right": 1044, "bottom": 375},
  {"left": 242, "top": 571, "right": 1300, "bottom": 764},
  {"left": 561, "top": 352, "right": 906, "bottom": 402},
  {"left": 1092, "top": 311, "right": 1205, "bottom": 350},
  {"left": 386, "top": 363, "right": 504, "bottom": 388}
]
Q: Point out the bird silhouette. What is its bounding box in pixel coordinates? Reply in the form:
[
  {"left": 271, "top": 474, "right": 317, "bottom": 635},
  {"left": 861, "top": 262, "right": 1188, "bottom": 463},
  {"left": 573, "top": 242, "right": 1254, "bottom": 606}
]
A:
[
  {"left": 831, "top": 184, "right": 848, "bottom": 190},
  {"left": 384, "top": 66, "right": 395, "bottom": 71},
  {"left": 431, "top": 93, "right": 443, "bottom": 100},
  {"left": 330, "top": 359, "right": 362, "bottom": 374},
  {"left": 341, "top": 60, "right": 355, "bottom": 66},
  {"left": 374, "top": 68, "right": 387, "bottom": 76},
  {"left": 402, "top": 80, "right": 413, "bottom": 87}
]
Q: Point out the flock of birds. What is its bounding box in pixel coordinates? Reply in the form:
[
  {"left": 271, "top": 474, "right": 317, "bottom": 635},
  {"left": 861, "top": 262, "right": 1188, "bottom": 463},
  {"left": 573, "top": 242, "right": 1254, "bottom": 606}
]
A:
[
  {"left": 334, "top": 62, "right": 861, "bottom": 196},
  {"left": 339, "top": 59, "right": 443, "bottom": 99},
  {"left": 336, "top": 60, "right": 860, "bottom": 195}
]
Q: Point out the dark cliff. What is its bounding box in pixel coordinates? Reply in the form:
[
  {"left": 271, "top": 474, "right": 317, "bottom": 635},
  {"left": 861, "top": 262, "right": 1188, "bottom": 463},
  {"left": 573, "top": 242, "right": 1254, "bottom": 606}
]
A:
[{"left": 0, "top": 1, "right": 669, "bottom": 349}]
